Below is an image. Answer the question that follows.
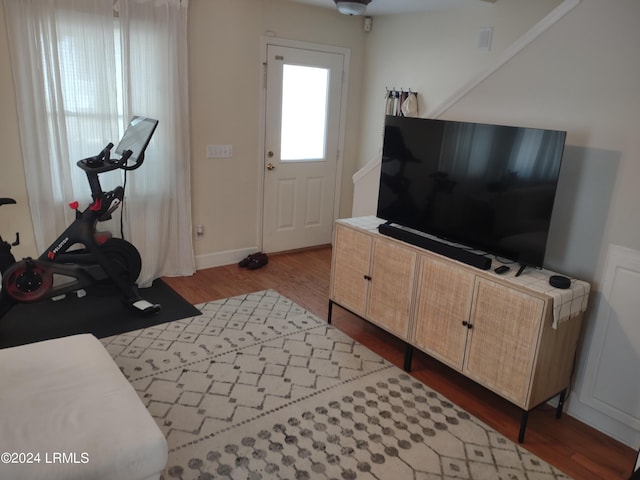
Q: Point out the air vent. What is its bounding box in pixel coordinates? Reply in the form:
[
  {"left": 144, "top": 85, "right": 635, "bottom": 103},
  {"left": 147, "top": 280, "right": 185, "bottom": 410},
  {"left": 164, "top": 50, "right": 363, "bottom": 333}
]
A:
[{"left": 477, "top": 27, "right": 493, "bottom": 52}]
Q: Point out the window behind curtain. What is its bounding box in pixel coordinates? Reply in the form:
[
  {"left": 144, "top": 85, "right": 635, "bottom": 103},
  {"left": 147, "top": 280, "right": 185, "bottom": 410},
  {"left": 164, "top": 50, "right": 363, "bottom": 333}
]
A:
[
  {"left": 42, "top": 10, "right": 128, "bottom": 203},
  {"left": 5, "top": 0, "right": 195, "bottom": 283}
]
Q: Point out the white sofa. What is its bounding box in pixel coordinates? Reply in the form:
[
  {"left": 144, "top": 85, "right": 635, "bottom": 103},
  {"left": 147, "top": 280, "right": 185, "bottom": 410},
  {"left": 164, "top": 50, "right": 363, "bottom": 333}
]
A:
[{"left": 0, "top": 334, "right": 167, "bottom": 480}]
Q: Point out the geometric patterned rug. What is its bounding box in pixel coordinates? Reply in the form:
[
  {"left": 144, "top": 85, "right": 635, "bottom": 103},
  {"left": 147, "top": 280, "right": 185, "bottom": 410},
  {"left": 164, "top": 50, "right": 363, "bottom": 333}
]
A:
[{"left": 101, "top": 290, "right": 571, "bottom": 480}]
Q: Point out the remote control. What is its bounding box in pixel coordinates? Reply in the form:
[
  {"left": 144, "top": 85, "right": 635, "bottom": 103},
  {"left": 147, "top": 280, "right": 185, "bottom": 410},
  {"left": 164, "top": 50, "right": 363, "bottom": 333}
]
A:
[{"left": 494, "top": 265, "right": 510, "bottom": 275}]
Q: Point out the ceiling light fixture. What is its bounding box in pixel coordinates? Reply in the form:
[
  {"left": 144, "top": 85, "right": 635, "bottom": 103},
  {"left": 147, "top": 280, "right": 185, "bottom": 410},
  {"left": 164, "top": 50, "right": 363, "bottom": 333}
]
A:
[{"left": 335, "top": 0, "right": 371, "bottom": 16}]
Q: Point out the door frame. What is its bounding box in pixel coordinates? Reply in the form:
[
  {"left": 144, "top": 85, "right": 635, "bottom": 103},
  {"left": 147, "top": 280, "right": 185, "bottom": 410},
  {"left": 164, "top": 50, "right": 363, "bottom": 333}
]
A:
[{"left": 257, "top": 36, "right": 351, "bottom": 252}]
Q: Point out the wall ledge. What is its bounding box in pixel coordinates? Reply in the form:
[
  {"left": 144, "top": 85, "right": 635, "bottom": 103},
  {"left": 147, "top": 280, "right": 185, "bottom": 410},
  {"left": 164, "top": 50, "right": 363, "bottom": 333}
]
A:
[
  {"left": 352, "top": 149, "right": 381, "bottom": 184},
  {"left": 428, "top": 0, "right": 580, "bottom": 118}
]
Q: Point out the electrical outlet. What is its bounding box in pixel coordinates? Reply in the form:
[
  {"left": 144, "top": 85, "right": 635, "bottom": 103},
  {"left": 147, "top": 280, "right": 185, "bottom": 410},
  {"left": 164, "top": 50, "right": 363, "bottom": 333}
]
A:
[{"left": 206, "top": 144, "right": 233, "bottom": 159}]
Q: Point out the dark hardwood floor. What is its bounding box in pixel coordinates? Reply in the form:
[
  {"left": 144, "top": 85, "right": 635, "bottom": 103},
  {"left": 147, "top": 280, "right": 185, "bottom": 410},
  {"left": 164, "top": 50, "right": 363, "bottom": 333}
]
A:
[{"left": 163, "top": 246, "right": 636, "bottom": 480}]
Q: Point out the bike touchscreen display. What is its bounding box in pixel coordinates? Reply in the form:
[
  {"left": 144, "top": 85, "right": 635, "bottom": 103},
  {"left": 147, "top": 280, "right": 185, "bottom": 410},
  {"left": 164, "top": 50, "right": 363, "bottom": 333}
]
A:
[{"left": 115, "top": 116, "right": 159, "bottom": 162}]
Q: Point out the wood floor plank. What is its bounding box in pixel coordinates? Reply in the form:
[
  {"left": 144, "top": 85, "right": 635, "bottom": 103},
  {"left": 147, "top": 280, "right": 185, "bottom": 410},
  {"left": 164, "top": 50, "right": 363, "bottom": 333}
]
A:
[{"left": 163, "top": 246, "right": 636, "bottom": 480}]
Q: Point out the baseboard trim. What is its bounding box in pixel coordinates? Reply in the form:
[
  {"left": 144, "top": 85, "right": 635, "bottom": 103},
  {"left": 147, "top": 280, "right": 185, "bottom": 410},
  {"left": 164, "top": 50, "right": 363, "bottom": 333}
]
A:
[{"left": 195, "top": 247, "right": 258, "bottom": 271}]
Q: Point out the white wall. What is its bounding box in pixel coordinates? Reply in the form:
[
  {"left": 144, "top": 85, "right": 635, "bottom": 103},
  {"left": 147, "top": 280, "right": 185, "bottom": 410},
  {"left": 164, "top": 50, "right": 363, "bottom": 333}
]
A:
[
  {"left": 188, "top": 0, "right": 366, "bottom": 266},
  {"left": 356, "top": 0, "right": 563, "bottom": 173}
]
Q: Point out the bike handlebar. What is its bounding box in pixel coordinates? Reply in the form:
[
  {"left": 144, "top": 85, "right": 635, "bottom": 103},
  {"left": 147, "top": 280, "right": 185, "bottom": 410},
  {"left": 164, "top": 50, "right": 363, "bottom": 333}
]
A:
[
  {"left": 76, "top": 142, "right": 144, "bottom": 173},
  {"left": 76, "top": 142, "right": 147, "bottom": 201}
]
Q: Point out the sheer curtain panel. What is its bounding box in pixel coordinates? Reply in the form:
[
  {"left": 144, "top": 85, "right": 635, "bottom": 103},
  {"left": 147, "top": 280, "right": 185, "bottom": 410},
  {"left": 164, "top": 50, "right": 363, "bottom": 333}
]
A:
[{"left": 3, "top": 0, "right": 195, "bottom": 286}]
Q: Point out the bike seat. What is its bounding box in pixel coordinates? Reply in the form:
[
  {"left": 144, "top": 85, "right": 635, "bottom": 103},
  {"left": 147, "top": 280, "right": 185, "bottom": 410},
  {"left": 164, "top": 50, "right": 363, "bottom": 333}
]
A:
[{"left": 0, "top": 198, "right": 17, "bottom": 206}]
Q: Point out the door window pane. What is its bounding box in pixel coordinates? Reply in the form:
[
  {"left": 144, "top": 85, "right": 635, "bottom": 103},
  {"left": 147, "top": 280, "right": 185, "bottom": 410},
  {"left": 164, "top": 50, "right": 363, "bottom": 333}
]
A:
[{"left": 281, "top": 64, "right": 328, "bottom": 161}]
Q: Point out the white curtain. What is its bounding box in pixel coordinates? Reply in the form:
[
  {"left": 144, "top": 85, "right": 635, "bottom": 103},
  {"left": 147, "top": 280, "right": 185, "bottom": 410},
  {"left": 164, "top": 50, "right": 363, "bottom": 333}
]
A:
[{"left": 3, "top": 0, "right": 195, "bottom": 286}]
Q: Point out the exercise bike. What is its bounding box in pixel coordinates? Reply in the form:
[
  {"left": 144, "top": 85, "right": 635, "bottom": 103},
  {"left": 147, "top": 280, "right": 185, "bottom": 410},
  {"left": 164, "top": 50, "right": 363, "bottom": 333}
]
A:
[{"left": 0, "top": 117, "right": 161, "bottom": 320}]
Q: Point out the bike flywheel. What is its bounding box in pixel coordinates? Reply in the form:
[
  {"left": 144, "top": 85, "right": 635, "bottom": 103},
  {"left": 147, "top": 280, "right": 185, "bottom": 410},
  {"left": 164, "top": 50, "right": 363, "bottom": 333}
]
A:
[{"left": 2, "top": 259, "right": 53, "bottom": 302}]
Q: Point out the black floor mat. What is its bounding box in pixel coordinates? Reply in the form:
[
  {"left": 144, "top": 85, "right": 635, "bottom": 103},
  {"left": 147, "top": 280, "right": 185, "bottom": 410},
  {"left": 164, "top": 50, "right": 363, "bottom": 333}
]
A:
[{"left": 0, "top": 279, "right": 201, "bottom": 349}]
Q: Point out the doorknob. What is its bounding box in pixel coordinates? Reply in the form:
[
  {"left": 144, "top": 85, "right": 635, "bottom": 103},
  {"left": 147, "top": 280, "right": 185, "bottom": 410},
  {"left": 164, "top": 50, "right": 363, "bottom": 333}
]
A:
[
  {"left": 267, "top": 151, "right": 274, "bottom": 158},
  {"left": 266, "top": 163, "right": 275, "bottom": 170}
]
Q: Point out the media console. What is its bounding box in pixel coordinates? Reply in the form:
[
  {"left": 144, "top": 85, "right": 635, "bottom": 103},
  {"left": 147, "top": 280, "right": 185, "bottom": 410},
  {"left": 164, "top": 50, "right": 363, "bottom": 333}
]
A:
[
  {"left": 378, "top": 222, "right": 492, "bottom": 270},
  {"left": 329, "top": 216, "right": 590, "bottom": 443}
]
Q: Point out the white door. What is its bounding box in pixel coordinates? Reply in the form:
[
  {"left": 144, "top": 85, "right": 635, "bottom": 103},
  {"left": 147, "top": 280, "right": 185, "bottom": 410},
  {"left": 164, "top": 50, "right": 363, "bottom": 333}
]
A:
[{"left": 262, "top": 44, "right": 345, "bottom": 253}]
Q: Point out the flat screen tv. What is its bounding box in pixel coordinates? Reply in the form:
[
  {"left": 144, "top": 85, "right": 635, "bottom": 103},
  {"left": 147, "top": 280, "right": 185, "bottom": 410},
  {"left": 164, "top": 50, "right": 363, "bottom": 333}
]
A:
[{"left": 377, "top": 116, "right": 566, "bottom": 269}]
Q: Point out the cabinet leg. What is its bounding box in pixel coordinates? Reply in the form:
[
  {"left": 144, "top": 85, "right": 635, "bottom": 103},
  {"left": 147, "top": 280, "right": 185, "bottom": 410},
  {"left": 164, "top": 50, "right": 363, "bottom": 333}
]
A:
[
  {"left": 327, "top": 300, "right": 333, "bottom": 324},
  {"left": 518, "top": 411, "right": 529, "bottom": 443},
  {"left": 403, "top": 344, "right": 413, "bottom": 372},
  {"left": 556, "top": 388, "right": 567, "bottom": 419}
]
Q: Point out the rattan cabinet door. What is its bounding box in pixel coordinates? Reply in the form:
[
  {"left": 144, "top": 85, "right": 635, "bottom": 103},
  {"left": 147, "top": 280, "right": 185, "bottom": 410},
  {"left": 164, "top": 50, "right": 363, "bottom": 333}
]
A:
[
  {"left": 464, "top": 278, "right": 544, "bottom": 407},
  {"left": 412, "top": 256, "right": 475, "bottom": 370},
  {"left": 366, "top": 238, "right": 417, "bottom": 339},
  {"left": 330, "top": 224, "right": 373, "bottom": 317}
]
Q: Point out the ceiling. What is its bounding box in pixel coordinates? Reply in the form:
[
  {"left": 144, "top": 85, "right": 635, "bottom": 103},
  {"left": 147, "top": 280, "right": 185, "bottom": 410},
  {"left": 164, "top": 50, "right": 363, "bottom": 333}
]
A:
[{"left": 289, "top": 0, "right": 497, "bottom": 16}]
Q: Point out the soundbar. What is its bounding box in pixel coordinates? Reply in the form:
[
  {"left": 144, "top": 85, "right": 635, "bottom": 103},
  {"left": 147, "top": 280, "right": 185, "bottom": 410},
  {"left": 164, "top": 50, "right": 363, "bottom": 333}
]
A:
[{"left": 378, "top": 223, "right": 492, "bottom": 270}]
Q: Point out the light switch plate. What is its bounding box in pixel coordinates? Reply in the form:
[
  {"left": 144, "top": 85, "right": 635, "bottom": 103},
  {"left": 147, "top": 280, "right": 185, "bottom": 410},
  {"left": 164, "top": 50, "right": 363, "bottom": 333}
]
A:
[{"left": 207, "top": 144, "right": 233, "bottom": 158}]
